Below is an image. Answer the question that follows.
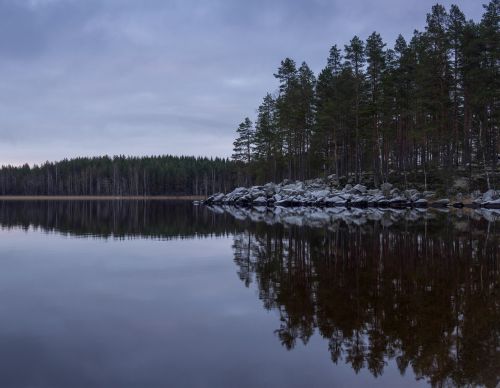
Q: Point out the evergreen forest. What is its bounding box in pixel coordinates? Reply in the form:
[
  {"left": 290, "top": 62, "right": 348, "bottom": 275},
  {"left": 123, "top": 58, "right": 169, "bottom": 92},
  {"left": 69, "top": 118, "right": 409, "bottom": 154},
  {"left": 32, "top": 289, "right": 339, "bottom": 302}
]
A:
[
  {"left": 232, "top": 2, "right": 499, "bottom": 190},
  {"left": 0, "top": 156, "right": 236, "bottom": 196}
]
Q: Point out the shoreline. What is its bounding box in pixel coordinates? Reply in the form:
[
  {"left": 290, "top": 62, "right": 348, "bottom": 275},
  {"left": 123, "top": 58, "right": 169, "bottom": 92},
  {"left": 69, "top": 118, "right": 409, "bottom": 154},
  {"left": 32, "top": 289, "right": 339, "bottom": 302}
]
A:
[
  {"left": 0, "top": 195, "right": 206, "bottom": 201},
  {"left": 204, "top": 180, "right": 500, "bottom": 209}
]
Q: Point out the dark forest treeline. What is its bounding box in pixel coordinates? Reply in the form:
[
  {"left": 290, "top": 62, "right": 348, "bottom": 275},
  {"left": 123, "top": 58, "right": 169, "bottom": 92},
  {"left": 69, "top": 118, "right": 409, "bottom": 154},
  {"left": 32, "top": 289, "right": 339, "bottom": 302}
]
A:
[
  {"left": 233, "top": 2, "right": 500, "bottom": 190},
  {"left": 0, "top": 155, "right": 237, "bottom": 196}
]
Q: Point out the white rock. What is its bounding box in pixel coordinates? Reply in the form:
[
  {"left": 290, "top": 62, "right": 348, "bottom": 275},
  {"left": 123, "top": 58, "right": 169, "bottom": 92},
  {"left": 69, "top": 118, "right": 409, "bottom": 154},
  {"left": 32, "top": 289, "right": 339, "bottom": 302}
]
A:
[
  {"left": 423, "top": 191, "right": 436, "bottom": 199},
  {"left": 483, "top": 189, "right": 498, "bottom": 201},
  {"left": 213, "top": 193, "right": 225, "bottom": 202},
  {"left": 310, "top": 189, "right": 330, "bottom": 199},
  {"left": 253, "top": 196, "right": 267, "bottom": 205},
  {"left": 368, "top": 189, "right": 382, "bottom": 196},
  {"left": 352, "top": 184, "right": 367, "bottom": 194}
]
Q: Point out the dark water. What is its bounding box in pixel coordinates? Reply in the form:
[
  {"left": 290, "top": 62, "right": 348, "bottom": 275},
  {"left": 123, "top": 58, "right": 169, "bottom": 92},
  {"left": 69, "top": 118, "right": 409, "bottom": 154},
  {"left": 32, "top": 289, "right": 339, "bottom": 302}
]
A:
[{"left": 0, "top": 201, "right": 498, "bottom": 388}]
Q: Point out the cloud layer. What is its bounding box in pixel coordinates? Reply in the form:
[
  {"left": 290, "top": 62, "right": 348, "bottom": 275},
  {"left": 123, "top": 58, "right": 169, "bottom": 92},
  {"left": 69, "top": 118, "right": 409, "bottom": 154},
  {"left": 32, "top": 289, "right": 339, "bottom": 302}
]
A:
[{"left": 0, "top": 0, "right": 484, "bottom": 165}]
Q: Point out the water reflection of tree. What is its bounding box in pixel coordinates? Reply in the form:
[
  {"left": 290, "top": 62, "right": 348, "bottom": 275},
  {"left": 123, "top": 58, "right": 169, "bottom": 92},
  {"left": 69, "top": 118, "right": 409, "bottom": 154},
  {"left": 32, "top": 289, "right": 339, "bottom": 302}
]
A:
[
  {"left": 232, "top": 217, "right": 500, "bottom": 387},
  {"left": 0, "top": 201, "right": 237, "bottom": 239}
]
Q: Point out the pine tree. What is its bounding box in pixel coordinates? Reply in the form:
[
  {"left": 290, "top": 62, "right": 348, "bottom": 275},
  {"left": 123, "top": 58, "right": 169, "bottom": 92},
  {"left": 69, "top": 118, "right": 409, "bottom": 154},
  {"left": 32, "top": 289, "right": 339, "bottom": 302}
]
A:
[
  {"left": 274, "top": 58, "right": 299, "bottom": 179},
  {"left": 297, "top": 62, "right": 316, "bottom": 179},
  {"left": 365, "top": 32, "right": 387, "bottom": 184},
  {"left": 327, "top": 45, "right": 343, "bottom": 75},
  {"left": 478, "top": 0, "right": 500, "bottom": 188},
  {"left": 312, "top": 64, "right": 336, "bottom": 176},
  {"left": 344, "top": 36, "right": 366, "bottom": 179},
  {"left": 254, "top": 94, "right": 279, "bottom": 182},
  {"left": 447, "top": 5, "right": 466, "bottom": 166},
  {"left": 425, "top": 4, "right": 453, "bottom": 171},
  {"left": 232, "top": 117, "right": 254, "bottom": 185},
  {"left": 232, "top": 118, "right": 254, "bottom": 164}
]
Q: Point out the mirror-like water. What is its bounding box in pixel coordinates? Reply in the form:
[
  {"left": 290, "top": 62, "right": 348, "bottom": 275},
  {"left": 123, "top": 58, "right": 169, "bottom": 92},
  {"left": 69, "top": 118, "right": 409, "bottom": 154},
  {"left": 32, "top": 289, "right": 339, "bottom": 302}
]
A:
[{"left": 0, "top": 200, "right": 498, "bottom": 387}]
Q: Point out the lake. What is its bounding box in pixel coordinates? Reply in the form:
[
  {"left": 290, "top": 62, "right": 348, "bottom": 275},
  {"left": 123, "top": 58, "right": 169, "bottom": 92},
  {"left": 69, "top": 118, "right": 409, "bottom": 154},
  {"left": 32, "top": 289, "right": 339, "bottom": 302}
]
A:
[{"left": 0, "top": 200, "right": 498, "bottom": 387}]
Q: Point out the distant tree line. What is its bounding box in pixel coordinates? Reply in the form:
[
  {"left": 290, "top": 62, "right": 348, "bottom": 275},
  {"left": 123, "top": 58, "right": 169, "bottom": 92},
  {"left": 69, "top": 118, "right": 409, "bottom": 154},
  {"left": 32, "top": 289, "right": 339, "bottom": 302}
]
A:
[
  {"left": 233, "top": 2, "right": 499, "bottom": 190},
  {"left": 0, "top": 155, "right": 237, "bottom": 196}
]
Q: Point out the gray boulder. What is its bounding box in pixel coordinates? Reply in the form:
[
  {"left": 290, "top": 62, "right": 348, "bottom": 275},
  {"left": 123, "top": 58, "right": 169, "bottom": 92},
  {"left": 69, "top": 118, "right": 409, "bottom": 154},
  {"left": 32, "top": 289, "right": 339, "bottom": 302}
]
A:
[
  {"left": 483, "top": 189, "right": 499, "bottom": 201},
  {"left": 423, "top": 191, "right": 436, "bottom": 199},
  {"left": 253, "top": 196, "right": 268, "bottom": 205},
  {"left": 212, "top": 193, "right": 225, "bottom": 203},
  {"left": 368, "top": 189, "right": 382, "bottom": 196},
  {"left": 410, "top": 193, "right": 423, "bottom": 202},
  {"left": 342, "top": 184, "right": 353, "bottom": 193},
  {"left": 263, "top": 183, "right": 277, "bottom": 196},
  {"left": 352, "top": 184, "right": 367, "bottom": 194},
  {"left": 310, "top": 189, "right": 330, "bottom": 200},
  {"left": 404, "top": 189, "right": 419, "bottom": 199}
]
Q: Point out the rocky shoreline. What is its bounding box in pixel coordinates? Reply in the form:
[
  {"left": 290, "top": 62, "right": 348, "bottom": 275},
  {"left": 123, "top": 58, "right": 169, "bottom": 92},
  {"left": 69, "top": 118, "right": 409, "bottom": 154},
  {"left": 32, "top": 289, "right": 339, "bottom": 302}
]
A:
[{"left": 203, "top": 179, "right": 500, "bottom": 209}]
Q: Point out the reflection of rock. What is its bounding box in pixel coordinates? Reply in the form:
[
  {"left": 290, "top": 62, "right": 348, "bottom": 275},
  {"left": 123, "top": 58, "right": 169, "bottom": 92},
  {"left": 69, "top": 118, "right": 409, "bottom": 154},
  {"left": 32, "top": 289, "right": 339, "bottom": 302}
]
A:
[
  {"left": 222, "top": 207, "right": 370, "bottom": 228},
  {"left": 484, "top": 199, "right": 500, "bottom": 209},
  {"left": 474, "top": 208, "right": 500, "bottom": 222},
  {"left": 414, "top": 198, "right": 428, "bottom": 207},
  {"left": 208, "top": 205, "right": 500, "bottom": 229}
]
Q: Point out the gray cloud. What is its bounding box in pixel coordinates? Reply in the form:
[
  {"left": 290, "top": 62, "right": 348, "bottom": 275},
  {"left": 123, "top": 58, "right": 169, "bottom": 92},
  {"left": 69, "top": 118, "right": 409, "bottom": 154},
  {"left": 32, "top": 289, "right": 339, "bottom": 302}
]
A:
[{"left": 0, "top": 0, "right": 485, "bottom": 165}]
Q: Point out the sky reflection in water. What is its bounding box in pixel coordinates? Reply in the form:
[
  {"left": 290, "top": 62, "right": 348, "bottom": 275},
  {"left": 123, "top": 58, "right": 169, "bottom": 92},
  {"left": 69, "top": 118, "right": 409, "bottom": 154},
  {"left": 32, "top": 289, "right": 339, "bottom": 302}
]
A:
[{"left": 0, "top": 200, "right": 497, "bottom": 387}]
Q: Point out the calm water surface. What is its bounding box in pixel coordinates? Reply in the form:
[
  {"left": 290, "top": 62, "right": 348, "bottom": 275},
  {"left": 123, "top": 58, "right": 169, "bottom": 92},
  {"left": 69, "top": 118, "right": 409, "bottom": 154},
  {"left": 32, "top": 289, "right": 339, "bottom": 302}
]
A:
[{"left": 0, "top": 201, "right": 498, "bottom": 388}]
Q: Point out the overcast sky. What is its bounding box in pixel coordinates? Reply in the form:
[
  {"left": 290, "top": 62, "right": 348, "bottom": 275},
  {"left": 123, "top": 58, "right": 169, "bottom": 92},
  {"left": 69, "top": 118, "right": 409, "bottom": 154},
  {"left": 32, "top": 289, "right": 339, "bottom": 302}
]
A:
[{"left": 0, "top": 0, "right": 485, "bottom": 165}]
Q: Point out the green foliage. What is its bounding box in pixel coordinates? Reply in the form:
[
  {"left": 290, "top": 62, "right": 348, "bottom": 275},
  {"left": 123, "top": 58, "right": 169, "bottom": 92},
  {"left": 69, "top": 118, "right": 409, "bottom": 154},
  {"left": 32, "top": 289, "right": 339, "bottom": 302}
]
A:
[
  {"left": 233, "top": 2, "right": 499, "bottom": 189},
  {"left": 232, "top": 117, "right": 254, "bottom": 164},
  {"left": 0, "top": 155, "right": 238, "bottom": 196}
]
